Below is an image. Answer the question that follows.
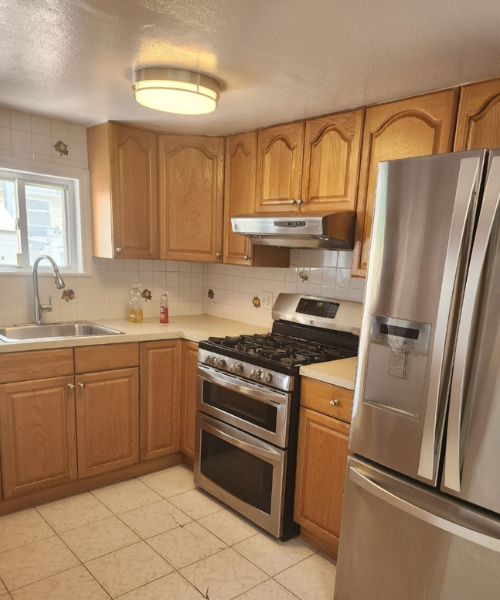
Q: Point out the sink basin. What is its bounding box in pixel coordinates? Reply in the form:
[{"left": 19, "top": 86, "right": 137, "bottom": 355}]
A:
[{"left": 0, "top": 321, "right": 125, "bottom": 343}]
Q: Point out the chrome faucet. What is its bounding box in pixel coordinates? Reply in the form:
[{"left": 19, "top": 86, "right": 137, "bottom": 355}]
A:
[{"left": 33, "top": 255, "right": 65, "bottom": 325}]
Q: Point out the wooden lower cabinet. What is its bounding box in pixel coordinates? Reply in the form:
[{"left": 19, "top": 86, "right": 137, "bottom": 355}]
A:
[
  {"left": 0, "top": 376, "right": 77, "bottom": 499},
  {"left": 294, "top": 406, "right": 350, "bottom": 559},
  {"left": 140, "top": 340, "right": 182, "bottom": 461},
  {"left": 76, "top": 368, "right": 139, "bottom": 478},
  {"left": 181, "top": 341, "right": 199, "bottom": 460}
]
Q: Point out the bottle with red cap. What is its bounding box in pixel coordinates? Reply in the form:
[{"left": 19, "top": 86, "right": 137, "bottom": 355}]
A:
[{"left": 160, "top": 292, "right": 169, "bottom": 323}]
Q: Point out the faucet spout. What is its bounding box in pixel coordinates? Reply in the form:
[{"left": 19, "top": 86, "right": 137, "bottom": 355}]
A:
[{"left": 33, "top": 255, "right": 66, "bottom": 325}]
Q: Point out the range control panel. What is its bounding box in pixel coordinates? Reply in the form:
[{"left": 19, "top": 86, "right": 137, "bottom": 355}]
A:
[{"left": 296, "top": 298, "right": 340, "bottom": 319}]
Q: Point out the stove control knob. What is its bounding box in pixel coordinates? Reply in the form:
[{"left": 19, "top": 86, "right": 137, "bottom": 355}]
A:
[
  {"left": 216, "top": 357, "right": 226, "bottom": 369},
  {"left": 251, "top": 369, "right": 262, "bottom": 381},
  {"left": 230, "top": 363, "right": 244, "bottom": 374},
  {"left": 264, "top": 373, "right": 273, "bottom": 384},
  {"left": 205, "top": 355, "right": 215, "bottom": 366}
]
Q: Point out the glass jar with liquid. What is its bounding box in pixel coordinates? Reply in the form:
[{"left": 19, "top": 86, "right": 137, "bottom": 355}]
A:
[{"left": 127, "top": 284, "right": 143, "bottom": 323}]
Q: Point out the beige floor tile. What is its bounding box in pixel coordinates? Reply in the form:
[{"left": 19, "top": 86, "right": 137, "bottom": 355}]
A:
[
  {"left": 92, "top": 479, "right": 161, "bottom": 514},
  {"left": 139, "top": 466, "right": 195, "bottom": 499},
  {"left": 180, "top": 547, "right": 268, "bottom": 600},
  {"left": 234, "top": 579, "right": 300, "bottom": 600},
  {"left": 168, "top": 488, "right": 223, "bottom": 520},
  {"left": 0, "top": 536, "right": 79, "bottom": 591},
  {"left": 60, "top": 515, "right": 140, "bottom": 562},
  {"left": 118, "top": 572, "right": 205, "bottom": 600},
  {"left": 37, "top": 492, "right": 113, "bottom": 533},
  {"left": 233, "top": 533, "right": 315, "bottom": 576},
  {"left": 118, "top": 499, "right": 191, "bottom": 539},
  {"left": 0, "top": 579, "right": 7, "bottom": 595},
  {"left": 86, "top": 541, "right": 172, "bottom": 597},
  {"left": 147, "top": 521, "right": 226, "bottom": 569},
  {"left": 198, "top": 509, "right": 259, "bottom": 546},
  {"left": 9, "top": 565, "right": 109, "bottom": 600},
  {"left": 0, "top": 510, "right": 54, "bottom": 554},
  {"left": 274, "top": 553, "right": 336, "bottom": 600}
]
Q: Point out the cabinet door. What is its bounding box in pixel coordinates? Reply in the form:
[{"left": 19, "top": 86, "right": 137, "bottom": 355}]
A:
[
  {"left": 301, "top": 109, "right": 364, "bottom": 213},
  {"left": 294, "top": 407, "right": 350, "bottom": 559},
  {"left": 0, "top": 376, "right": 77, "bottom": 499},
  {"left": 88, "top": 123, "right": 158, "bottom": 259},
  {"left": 110, "top": 124, "right": 159, "bottom": 259},
  {"left": 223, "top": 131, "right": 256, "bottom": 265},
  {"left": 181, "top": 341, "right": 199, "bottom": 459},
  {"left": 140, "top": 340, "right": 182, "bottom": 461},
  {"left": 454, "top": 78, "right": 500, "bottom": 151},
  {"left": 352, "top": 89, "right": 458, "bottom": 277},
  {"left": 159, "top": 134, "right": 224, "bottom": 262},
  {"left": 255, "top": 121, "right": 305, "bottom": 212},
  {"left": 76, "top": 368, "right": 139, "bottom": 478}
]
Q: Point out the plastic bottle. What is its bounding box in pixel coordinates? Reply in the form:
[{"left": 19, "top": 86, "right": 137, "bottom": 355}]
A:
[
  {"left": 127, "top": 284, "right": 143, "bottom": 323},
  {"left": 160, "top": 292, "right": 169, "bottom": 323}
]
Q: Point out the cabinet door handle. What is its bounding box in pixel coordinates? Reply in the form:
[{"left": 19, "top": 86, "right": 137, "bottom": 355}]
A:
[
  {"left": 67, "top": 383, "right": 75, "bottom": 389},
  {"left": 243, "top": 255, "right": 250, "bottom": 261},
  {"left": 78, "top": 382, "right": 85, "bottom": 388},
  {"left": 290, "top": 199, "right": 297, "bottom": 205},
  {"left": 297, "top": 199, "right": 304, "bottom": 205},
  {"left": 115, "top": 247, "right": 122, "bottom": 254},
  {"left": 329, "top": 399, "right": 339, "bottom": 407},
  {"left": 216, "top": 252, "right": 221, "bottom": 259}
]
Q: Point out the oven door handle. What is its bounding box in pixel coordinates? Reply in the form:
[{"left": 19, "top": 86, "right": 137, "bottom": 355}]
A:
[
  {"left": 197, "top": 412, "right": 284, "bottom": 463},
  {"left": 198, "top": 364, "right": 288, "bottom": 406}
]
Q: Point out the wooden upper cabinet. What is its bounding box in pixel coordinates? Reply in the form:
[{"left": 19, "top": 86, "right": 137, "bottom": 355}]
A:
[
  {"left": 255, "top": 121, "right": 305, "bottom": 212},
  {"left": 87, "top": 122, "right": 159, "bottom": 259},
  {"left": 224, "top": 132, "right": 257, "bottom": 265},
  {"left": 454, "top": 78, "right": 500, "bottom": 150},
  {"left": 159, "top": 134, "right": 224, "bottom": 262},
  {"left": 0, "top": 376, "right": 77, "bottom": 499},
  {"left": 301, "top": 109, "right": 364, "bottom": 213},
  {"left": 352, "top": 89, "right": 459, "bottom": 277}
]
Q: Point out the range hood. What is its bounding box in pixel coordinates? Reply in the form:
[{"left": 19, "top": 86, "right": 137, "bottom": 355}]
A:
[{"left": 231, "top": 212, "right": 355, "bottom": 249}]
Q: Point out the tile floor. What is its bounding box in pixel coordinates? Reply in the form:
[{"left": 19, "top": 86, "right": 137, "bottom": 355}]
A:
[{"left": 0, "top": 465, "right": 336, "bottom": 599}]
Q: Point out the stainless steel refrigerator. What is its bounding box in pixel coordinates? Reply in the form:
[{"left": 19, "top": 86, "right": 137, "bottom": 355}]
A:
[{"left": 335, "top": 149, "right": 500, "bottom": 599}]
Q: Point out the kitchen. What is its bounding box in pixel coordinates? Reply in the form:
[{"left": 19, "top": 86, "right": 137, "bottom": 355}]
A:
[{"left": 1, "top": 1, "right": 500, "bottom": 599}]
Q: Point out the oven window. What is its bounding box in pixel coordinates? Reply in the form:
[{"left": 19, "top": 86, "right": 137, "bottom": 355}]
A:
[
  {"left": 200, "top": 430, "right": 273, "bottom": 514},
  {"left": 203, "top": 381, "right": 278, "bottom": 433}
]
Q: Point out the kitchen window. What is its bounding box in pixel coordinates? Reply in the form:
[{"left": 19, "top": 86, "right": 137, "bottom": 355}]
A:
[{"left": 0, "top": 167, "right": 90, "bottom": 273}]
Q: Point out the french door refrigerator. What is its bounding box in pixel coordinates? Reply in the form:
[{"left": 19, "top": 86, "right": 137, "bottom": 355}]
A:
[{"left": 335, "top": 148, "right": 500, "bottom": 599}]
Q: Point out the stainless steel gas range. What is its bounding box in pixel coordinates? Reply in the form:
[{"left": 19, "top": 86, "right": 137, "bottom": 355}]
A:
[{"left": 194, "top": 293, "right": 362, "bottom": 540}]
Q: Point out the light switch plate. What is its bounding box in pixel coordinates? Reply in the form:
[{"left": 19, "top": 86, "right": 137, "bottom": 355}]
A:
[{"left": 262, "top": 292, "right": 273, "bottom": 309}]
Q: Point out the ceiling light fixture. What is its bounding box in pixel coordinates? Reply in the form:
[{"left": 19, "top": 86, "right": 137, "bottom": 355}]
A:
[{"left": 132, "top": 67, "right": 220, "bottom": 115}]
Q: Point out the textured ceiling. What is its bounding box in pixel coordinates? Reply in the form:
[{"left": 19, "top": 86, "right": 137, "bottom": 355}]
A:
[{"left": 0, "top": 0, "right": 499, "bottom": 134}]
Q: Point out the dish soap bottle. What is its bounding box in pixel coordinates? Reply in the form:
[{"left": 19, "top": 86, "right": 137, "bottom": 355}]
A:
[
  {"left": 127, "top": 284, "right": 143, "bottom": 323},
  {"left": 160, "top": 292, "right": 169, "bottom": 323}
]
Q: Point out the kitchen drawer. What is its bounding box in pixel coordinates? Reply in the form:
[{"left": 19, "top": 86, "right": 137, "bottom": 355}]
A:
[
  {"left": 0, "top": 349, "right": 74, "bottom": 384},
  {"left": 301, "top": 377, "right": 354, "bottom": 423},
  {"left": 75, "top": 343, "right": 140, "bottom": 373}
]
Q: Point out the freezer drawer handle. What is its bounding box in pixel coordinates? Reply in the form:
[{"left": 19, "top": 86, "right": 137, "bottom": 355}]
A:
[
  {"left": 444, "top": 154, "right": 500, "bottom": 492},
  {"left": 418, "top": 157, "right": 482, "bottom": 482},
  {"left": 350, "top": 466, "right": 500, "bottom": 553}
]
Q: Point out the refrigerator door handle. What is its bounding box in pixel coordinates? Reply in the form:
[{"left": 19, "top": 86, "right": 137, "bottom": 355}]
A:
[
  {"left": 350, "top": 465, "right": 500, "bottom": 553},
  {"left": 418, "top": 157, "right": 483, "bottom": 481},
  {"left": 444, "top": 154, "right": 500, "bottom": 492}
]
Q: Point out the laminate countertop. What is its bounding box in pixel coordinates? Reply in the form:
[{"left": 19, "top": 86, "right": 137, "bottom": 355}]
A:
[
  {"left": 300, "top": 357, "right": 357, "bottom": 390},
  {"left": 0, "top": 315, "right": 270, "bottom": 353}
]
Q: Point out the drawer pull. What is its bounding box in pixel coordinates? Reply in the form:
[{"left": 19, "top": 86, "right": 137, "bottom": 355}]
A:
[{"left": 329, "top": 399, "right": 339, "bottom": 407}]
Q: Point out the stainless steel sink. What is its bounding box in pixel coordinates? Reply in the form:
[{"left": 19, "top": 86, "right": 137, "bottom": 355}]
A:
[{"left": 0, "top": 321, "right": 125, "bottom": 343}]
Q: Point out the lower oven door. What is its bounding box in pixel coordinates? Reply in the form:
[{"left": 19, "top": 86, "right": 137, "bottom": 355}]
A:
[
  {"left": 194, "top": 411, "right": 286, "bottom": 538},
  {"left": 197, "top": 363, "right": 291, "bottom": 447}
]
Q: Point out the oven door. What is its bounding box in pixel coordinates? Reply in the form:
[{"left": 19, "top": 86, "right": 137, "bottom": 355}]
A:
[
  {"left": 197, "top": 363, "right": 291, "bottom": 447},
  {"left": 194, "top": 411, "right": 287, "bottom": 538}
]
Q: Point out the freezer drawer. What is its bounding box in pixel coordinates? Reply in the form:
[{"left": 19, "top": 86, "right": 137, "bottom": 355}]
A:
[{"left": 335, "top": 457, "right": 500, "bottom": 600}]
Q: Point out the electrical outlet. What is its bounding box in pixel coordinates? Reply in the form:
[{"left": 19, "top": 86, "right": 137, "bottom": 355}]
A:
[{"left": 262, "top": 292, "right": 273, "bottom": 309}]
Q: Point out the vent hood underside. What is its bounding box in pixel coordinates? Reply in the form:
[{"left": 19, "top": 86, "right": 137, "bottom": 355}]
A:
[{"left": 231, "top": 212, "right": 355, "bottom": 249}]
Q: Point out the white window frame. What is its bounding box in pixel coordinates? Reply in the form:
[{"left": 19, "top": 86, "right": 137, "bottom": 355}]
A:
[{"left": 0, "top": 156, "right": 92, "bottom": 276}]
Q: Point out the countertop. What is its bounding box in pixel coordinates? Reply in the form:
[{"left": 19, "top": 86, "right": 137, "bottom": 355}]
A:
[
  {"left": 300, "top": 356, "right": 357, "bottom": 390},
  {"left": 0, "top": 315, "right": 270, "bottom": 353}
]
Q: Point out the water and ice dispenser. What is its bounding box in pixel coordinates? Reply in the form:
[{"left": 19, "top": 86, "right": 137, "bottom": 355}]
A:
[{"left": 364, "top": 315, "right": 432, "bottom": 418}]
